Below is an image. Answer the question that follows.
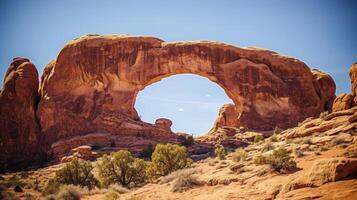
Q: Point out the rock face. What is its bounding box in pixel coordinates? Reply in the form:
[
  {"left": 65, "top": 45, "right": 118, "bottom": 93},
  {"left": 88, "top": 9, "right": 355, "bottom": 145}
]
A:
[
  {"left": 0, "top": 35, "right": 339, "bottom": 167},
  {"left": 0, "top": 57, "right": 42, "bottom": 169},
  {"left": 350, "top": 63, "right": 357, "bottom": 106},
  {"left": 37, "top": 35, "right": 334, "bottom": 143},
  {"left": 311, "top": 69, "right": 336, "bottom": 111},
  {"left": 333, "top": 93, "right": 354, "bottom": 112},
  {"left": 332, "top": 62, "right": 357, "bottom": 111},
  {"left": 283, "top": 158, "right": 357, "bottom": 193}
]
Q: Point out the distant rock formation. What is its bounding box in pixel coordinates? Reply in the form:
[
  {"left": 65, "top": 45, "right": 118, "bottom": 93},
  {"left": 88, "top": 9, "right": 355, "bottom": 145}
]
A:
[
  {"left": 0, "top": 35, "right": 339, "bottom": 168},
  {"left": 332, "top": 63, "right": 357, "bottom": 112}
]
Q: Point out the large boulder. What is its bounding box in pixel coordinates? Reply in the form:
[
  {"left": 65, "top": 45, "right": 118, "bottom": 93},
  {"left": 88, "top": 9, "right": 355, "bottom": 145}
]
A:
[
  {"left": 311, "top": 69, "right": 336, "bottom": 111},
  {"left": 0, "top": 57, "right": 43, "bottom": 169},
  {"left": 332, "top": 93, "right": 354, "bottom": 112}
]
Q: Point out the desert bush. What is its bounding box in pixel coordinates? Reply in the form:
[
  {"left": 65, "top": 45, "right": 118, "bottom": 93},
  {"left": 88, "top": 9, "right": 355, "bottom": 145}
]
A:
[
  {"left": 214, "top": 145, "right": 226, "bottom": 160},
  {"left": 43, "top": 179, "right": 62, "bottom": 195},
  {"left": 261, "top": 141, "right": 274, "bottom": 153},
  {"left": 147, "top": 144, "right": 192, "bottom": 178},
  {"left": 273, "top": 126, "right": 282, "bottom": 135},
  {"left": 52, "top": 158, "right": 99, "bottom": 189},
  {"left": 55, "top": 185, "right": 81, "bottom": 200},
  {"left": 159, "top": 168, "right": 198, "bottom": 184},
  {"left": 292, "top": 148, "right": 304, "bottom": 158},
  {"left": 253, "top": 155, "right": 268, "bottom": 165},
  {"left": 254, "top": 135, "right": 264, "bottom": 143},
  {"left": 108, "top": 183, "right": 129, "bottom": 194},
  {"left": 159, "top": 168, "right": 202, "bottom": 192},
  {"left": 98, "top": 150, "right": 147, "bottom": 187},
  {"left": 1, "top": 175, "right": 25, "bottom": 188},
  {"left": 232, "top": 148, "right": 248, "bottom": 162},
  {"left": 104, "top": 190, "right": 120, "bottom": 200},
  {"left": 254, "top": 148, "right": 296, "bottom": 172},
  {"left": 140, "top": 143, "right": 155, "bottom": 159}
]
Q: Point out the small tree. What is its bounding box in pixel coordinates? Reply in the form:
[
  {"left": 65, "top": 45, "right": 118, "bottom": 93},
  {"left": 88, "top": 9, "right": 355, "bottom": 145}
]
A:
[
  {"left": 253, "top": 147, "right": 296, "bottom": 172},
  {"left": 53, "top": 158, "right": 99, "bottom": 189},
  {"left": 147, "top": 144, "right": 192, "bottom": 178},
  {"left": 215, "top": 145, "right": 226, "bottom": 160},
  {"left": 97, "top": 150, "right": 147, "bottom": 188}
]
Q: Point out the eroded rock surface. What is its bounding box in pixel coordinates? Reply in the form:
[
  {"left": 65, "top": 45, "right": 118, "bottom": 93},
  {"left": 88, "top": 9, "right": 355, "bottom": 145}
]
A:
[
  {"left": 0, "top": 35, "right": 339, "bottom": 167},
  {"left": 0, "top": 57, "right": 42, "bottom": 168},
  {"left": 37, "top": 35, "right": 335, "bottom": 144}
]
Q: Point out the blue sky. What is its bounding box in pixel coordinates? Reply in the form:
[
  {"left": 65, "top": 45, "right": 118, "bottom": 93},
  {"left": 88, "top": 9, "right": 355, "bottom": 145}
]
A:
[{"left": 1, "top": 0, "right": 356, "bottom": 135}]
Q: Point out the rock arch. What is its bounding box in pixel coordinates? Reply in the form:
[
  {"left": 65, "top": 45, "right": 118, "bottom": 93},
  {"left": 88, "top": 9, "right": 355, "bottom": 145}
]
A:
[
  {"left": 37, "top": 35, "right": 335, "bottom": 143},
  {"left": 0, "top": 34, "right": 336, "bottom": 166}
]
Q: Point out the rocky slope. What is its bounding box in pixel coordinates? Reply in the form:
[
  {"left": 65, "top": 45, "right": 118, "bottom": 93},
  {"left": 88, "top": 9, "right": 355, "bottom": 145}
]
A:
[{"left": 0, "top": 34, "right": 338, "bottom": 168}]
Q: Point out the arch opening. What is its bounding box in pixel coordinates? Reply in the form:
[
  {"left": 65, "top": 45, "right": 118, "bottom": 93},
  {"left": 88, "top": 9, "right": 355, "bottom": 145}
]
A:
[{"left": 135, "top": 74, "right": 234, "bottom": 136}]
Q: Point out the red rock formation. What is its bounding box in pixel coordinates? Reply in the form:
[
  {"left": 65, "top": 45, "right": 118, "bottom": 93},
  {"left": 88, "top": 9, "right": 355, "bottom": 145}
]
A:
[
  {"left": 37, "top": 35, "right": 335, "bottom": 144},
  {"left": 0, "top": 35, "right": 339, "bottom": 167},
  {"left": 332, "top": 93, "right": 354, "bottom": 112},
  {"left": 311, "top": 69, "right": 336, "bottom": 111},
  {"left": 350, "top": 63, "right": 357, "bottom": 106},
  {"left": 0, "top": 57, "right": 43, "bottom": 169},
  {"left": 332, "top": 63, "right": 357, "bottom": 111}
]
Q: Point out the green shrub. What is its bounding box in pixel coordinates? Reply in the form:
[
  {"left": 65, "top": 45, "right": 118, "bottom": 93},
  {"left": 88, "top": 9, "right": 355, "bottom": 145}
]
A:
[
  {"left": 98, "top": 150, "right": 147, "bottom": 187},
  {"left": 254, "top": 148, "right": 296, "bottom": 172},
  {"left": 254, "top": 135, "right": 264, "bottom": 143},
  {"left": 147, "top": 144, "right": 192, "bottom": 178},
  {"left": 214, "top": 145, "right": 226, "bottom": 160},
  {"left": 52, "top": 158, "right": 99, "bottom": 189},
  {"left": 253, "top": 155, "right": 268, "bottom": 165},
  {"left": 232, "top": 148, "right": 248, "bottom": 162}
]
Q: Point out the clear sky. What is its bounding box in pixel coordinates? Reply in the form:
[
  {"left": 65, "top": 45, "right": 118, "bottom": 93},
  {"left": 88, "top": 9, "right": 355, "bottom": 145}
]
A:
[{"left": 1, "top": 0, "right": 356, "bottom": 135}]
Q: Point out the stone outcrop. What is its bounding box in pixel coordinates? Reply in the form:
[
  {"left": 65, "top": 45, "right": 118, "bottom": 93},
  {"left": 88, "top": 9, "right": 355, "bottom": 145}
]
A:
[
  {"left": 0, "top": 57, "right": 43, "bottom": 169},
  {"left": 332, "top": 62, "right": 357, "bottom": 111},
  {"left": 0, "top": 35, "right": 339, "bottom": 168},
  {"left": 311, "top": 69, "right": 336, "bottom": 111},
  {"left": 333, "top": 93, "right": 354, "bottom": 112},
  {"left": 283, "top": 158, "right": 357, "bottom": 193},
  {"left": 155, "top": 118, "right": 173, "bottom": 131},
  {"left": 280, "top": 107, "right": 357, "bottom": 139},
  {"left": 37, "top": 35, "right": 335, "bottom": 143}
]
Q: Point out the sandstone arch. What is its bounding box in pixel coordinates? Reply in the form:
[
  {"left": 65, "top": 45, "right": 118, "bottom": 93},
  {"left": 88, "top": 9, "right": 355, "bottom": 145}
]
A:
[
  {"left": 37, "top": 35, "right": 335, "bottom": 144},
  {"left": 1, "top": 34, "right": 337, "bottom": 166}
]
